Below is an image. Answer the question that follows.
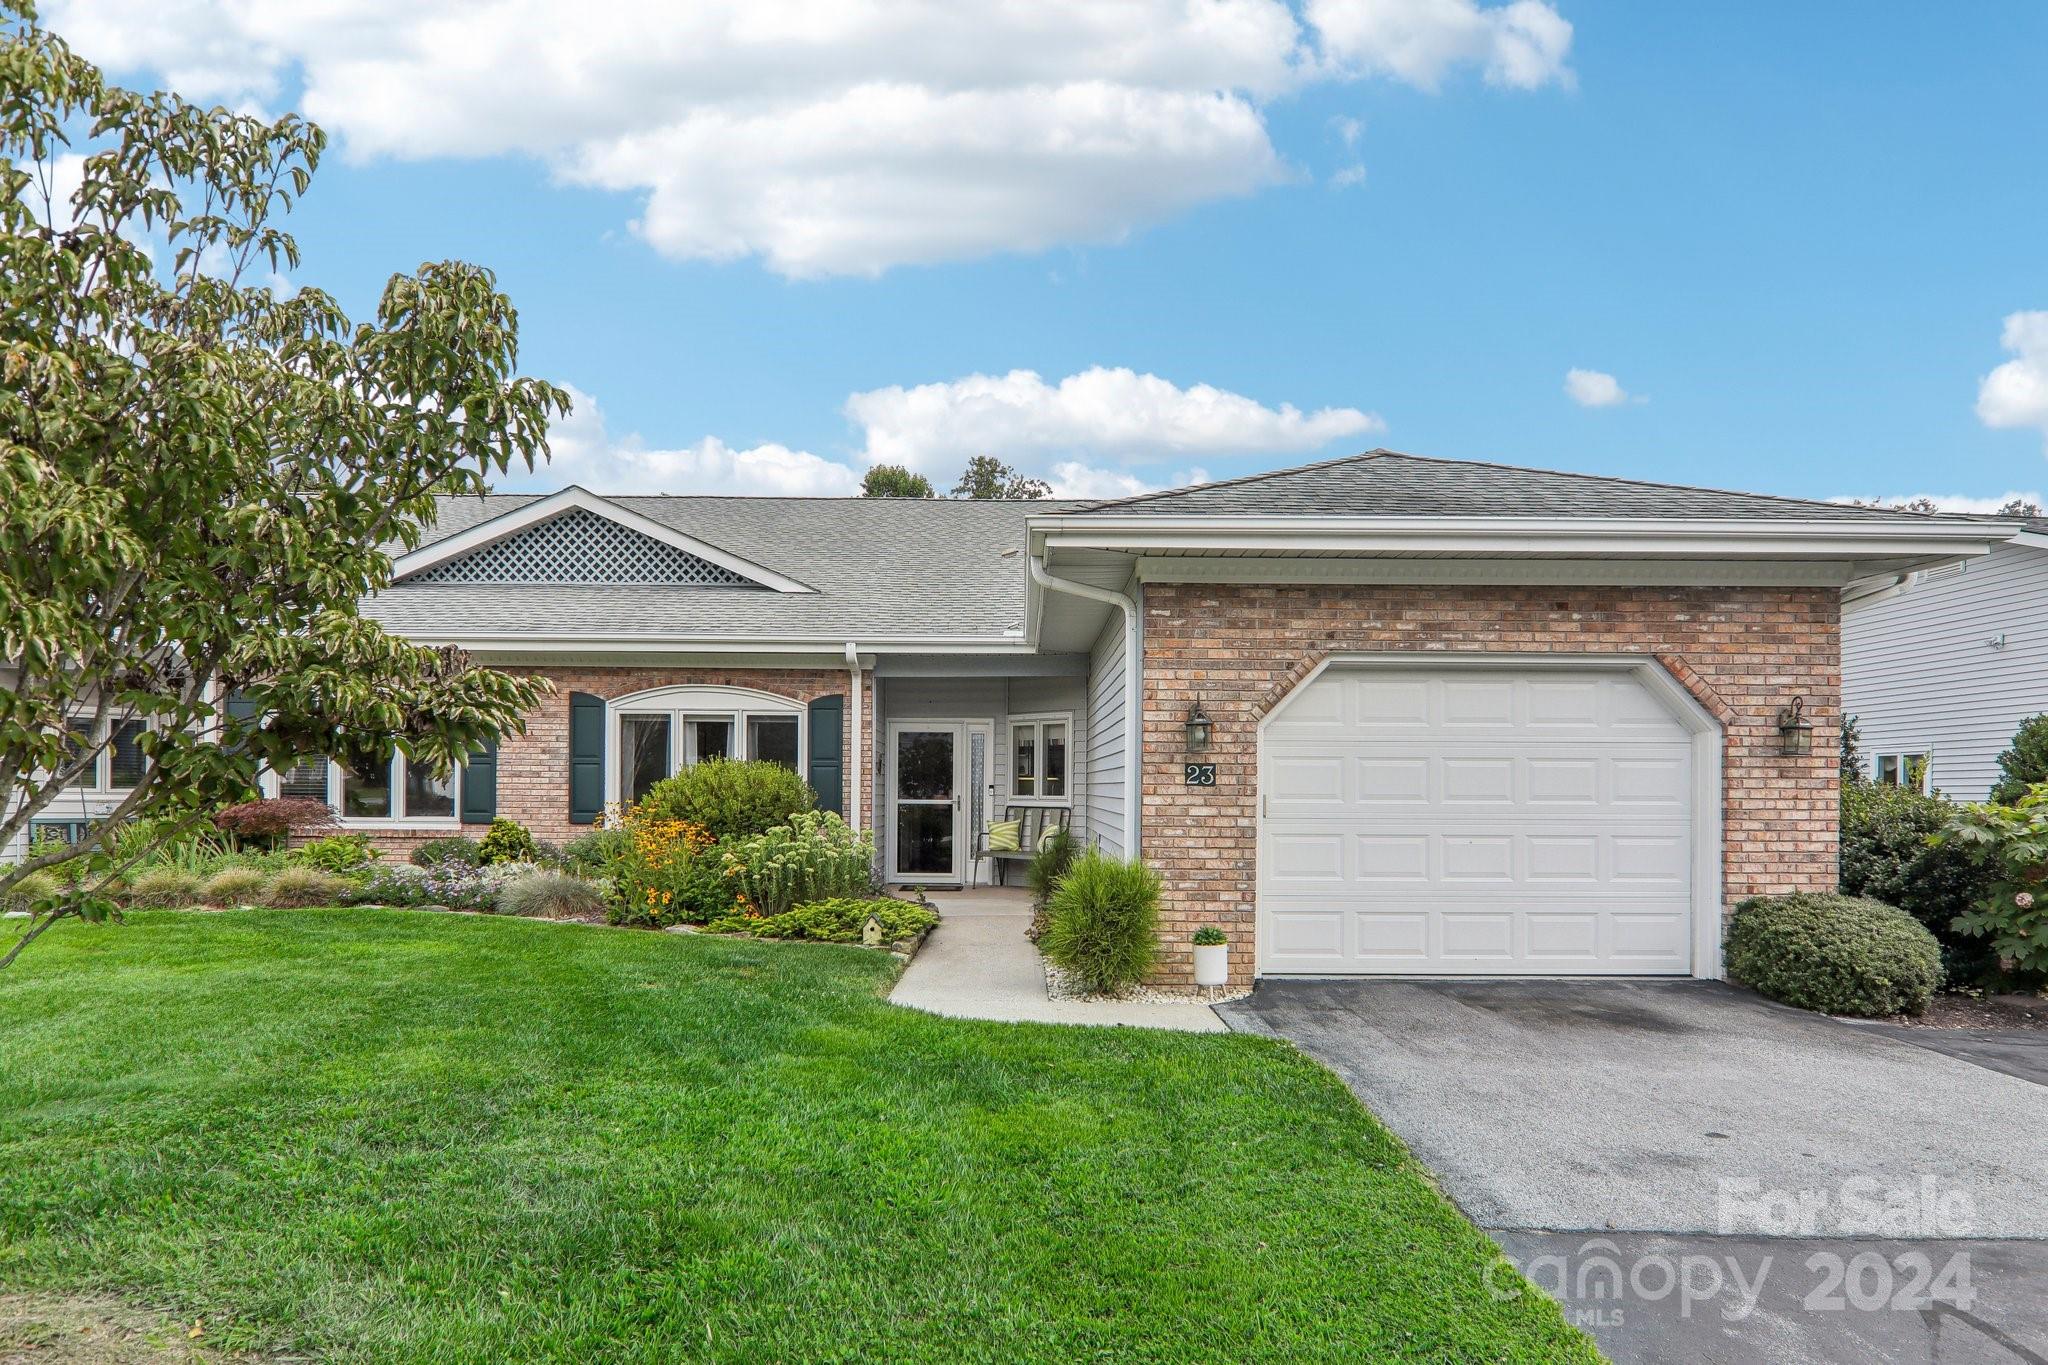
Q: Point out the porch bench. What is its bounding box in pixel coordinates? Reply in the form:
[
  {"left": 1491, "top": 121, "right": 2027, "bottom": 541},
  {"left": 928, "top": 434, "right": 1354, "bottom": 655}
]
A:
[{"left": 977, "top": 805, "right": 1068, "bottom": 887}]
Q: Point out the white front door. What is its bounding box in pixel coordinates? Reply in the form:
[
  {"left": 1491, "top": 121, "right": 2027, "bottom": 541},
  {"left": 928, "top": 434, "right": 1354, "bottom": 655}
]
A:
[
  {"left": 890, "top": 722, "right": 964, "bottom": 883},
  {"left": 1260, "top": 665, "right": 1697, "bottom": 976}
]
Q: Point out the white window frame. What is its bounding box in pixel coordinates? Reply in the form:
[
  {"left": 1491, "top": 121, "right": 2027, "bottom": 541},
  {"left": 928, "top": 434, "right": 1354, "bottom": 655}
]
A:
[
  {"left": 1007, "top": 711, "right": 1072, "bottom": 805},
  {"left": 607, "top": 685, "right": 806, "bottom": 805},
  {"left": 325, "top": 753, "right": 462, "bottom": 826},
  {"left": 1875, "top": 752, "right": 1932, "bottom": 794},
  {"left": 264, "top": 753, "right": 463, "bottom": 828},
  {"left": 60, "top": 715, "right": 150, "bottom": 794}
]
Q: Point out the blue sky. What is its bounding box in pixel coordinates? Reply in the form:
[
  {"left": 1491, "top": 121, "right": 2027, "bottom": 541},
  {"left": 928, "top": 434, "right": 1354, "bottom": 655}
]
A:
[{"left": 43, "top": 0, "right": 2048, "bottom": 505}]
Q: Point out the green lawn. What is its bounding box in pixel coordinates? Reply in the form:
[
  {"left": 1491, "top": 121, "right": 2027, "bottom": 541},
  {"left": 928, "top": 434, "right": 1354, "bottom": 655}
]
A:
[{"left": 0, "top": 910, "right": 1594, "bottom": 1363}]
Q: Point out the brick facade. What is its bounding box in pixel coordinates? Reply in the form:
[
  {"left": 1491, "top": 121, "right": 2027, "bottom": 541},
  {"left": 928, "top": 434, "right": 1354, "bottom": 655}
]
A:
[
  {"left": 1139, "top": 581, "right": 1841, "bottom": 988},
  {"left": 343, "top": 665, "right": 873, "bottom": 858}
]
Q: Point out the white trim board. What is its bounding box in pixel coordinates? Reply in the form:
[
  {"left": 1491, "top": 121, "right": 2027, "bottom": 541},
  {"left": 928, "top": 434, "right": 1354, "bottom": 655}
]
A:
[
  {"left": 1134, "top": 558, "right": 1858, "bottom": 588},
  {"left": 390, "top": 486, "right": 816, "bottom": 593}
]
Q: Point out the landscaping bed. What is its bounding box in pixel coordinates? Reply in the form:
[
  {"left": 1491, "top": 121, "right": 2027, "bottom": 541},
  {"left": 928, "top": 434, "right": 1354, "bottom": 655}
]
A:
[{"left": 0, "top": 909, "right": 1594, "bottom": 1363}]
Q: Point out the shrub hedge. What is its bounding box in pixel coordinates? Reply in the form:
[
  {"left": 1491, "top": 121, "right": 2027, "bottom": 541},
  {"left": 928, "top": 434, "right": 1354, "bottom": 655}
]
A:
[
  {"left": 1839, "top": 781, "right": 1998, "bottom": 982},
  {"left": 1726, "top": 892, "right": 1941, "bottom": 1017},
  {"left": 1039, "top": 851, "right": 1160, "bottom": 995},
  {"left": 636, "top": 760, "right": 814, "bottom": 841}
]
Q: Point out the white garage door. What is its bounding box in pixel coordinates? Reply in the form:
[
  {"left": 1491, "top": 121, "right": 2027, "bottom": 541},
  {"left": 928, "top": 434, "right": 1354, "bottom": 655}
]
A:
[{"left": 1259, "top": 665, "right": 1696, "bottom": 976}]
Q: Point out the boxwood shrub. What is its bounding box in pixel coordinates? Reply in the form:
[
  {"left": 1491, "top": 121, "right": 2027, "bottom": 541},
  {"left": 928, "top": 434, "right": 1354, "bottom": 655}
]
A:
[
  {"left": 1726, "top": 892, "right": 1941, "bottom": 1017},
  {"left": 636, "top": 760, "right": 814, "bottom": 841}
]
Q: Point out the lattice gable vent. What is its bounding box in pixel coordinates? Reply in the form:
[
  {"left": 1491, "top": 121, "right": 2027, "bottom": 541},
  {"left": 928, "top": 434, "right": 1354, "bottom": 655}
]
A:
[{"left": 406, "top": 507, "right": 763, "bottom": 586}]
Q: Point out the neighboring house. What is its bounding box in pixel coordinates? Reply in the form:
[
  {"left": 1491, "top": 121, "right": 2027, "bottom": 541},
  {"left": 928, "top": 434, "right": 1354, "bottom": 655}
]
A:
[
  {"left": 21, "top": 451, "right": 2008, "bottom": 986},
  {"left": 1842, "top": 517, "right": 2048, "bottom": 801}
]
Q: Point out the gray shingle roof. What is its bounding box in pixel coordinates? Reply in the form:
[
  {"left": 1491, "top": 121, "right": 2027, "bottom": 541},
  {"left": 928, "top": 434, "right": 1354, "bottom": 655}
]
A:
[
  {"left": 367, "top": 494, "right": 1080, "bottom": 640},
  {"left": 1069, "top": 450, "right": 1988, "bottom": 522}
]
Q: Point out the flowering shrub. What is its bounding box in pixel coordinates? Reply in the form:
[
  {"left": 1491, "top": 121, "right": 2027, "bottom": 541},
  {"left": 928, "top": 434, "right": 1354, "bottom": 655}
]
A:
[
  {"left": 356, "top": 860, "right": 543, "bottom": 911},
  {"left": 1938, "top": 786, "right": 2048, "bottom": 977},
  {"left": 610, "top": 812, "right": 734, "bottom": 927},
  {"left": 721, "top": 811, "right": 874, "bottom": 917}
]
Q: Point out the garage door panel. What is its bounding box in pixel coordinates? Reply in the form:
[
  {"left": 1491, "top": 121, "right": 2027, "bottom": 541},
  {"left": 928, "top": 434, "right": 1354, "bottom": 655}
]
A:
[
  {"left": 1260, "top": 665, "right": 1699, "bottom": 977},
  {"left": 1356, "top": 835, "right": 1429, "bottom": 881},
  {"left": 1267, "top": 832, "right": 1347, "bottom": 883}
]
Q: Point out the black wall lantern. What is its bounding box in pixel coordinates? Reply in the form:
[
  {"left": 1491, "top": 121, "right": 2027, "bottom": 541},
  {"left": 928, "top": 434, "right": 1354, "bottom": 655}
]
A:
[
  {"left": 1184, "top": 702, "right": 1213, "bottom": 752},
  {"left": 1776, "top": 696, "right": 1813, "bottom": 757}
]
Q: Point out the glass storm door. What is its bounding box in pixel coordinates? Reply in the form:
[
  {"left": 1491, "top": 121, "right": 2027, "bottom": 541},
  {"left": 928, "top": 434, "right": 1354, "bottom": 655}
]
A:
[{"left": 892, "top": 724, "right": 962, "bottom": 882}]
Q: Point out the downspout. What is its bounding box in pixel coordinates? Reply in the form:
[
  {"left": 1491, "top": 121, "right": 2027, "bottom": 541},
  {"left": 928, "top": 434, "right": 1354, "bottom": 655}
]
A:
[
  {"left": 844, "top": 642, "right": 863, "bottom": 833},
  {"left": 1028, "top": 556, "right": 1141, "bottom": 858}
]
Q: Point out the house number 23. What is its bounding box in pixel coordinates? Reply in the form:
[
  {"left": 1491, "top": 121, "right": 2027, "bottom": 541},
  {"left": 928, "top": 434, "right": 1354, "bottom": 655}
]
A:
[{"left": 1184, "top": 763, "right": 1216, "bottom": 786}]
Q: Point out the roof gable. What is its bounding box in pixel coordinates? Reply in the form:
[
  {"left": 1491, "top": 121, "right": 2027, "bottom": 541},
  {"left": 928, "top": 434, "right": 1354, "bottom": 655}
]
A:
[
  {"left": 406, "top": 506, "right": 763, "bottom": 586},
  {"left": 390, "top": 487, "right": 814, "bottom": 592}
]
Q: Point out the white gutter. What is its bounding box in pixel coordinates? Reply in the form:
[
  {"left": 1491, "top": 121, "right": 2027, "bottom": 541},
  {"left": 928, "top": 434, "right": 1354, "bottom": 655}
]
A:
[
  {"left": 1030, "top": 515, "right": 2017, "bottom": 561},
  {"left": 844, "top": 642, "right": 862, "bottom": 833},
  {"left": 384, "top": 633, "right": 1038, "bottom": 654},
  {"left": 1029, "top": 556, "right": 1141, "bottom": 859}
]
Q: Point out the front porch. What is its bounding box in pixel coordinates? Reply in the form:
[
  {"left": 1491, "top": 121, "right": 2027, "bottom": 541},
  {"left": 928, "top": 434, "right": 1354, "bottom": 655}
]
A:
[
  {"left": 889, "top": 887, "right": 1226, "bottom": 1031},
  {"left": 868, "top": 660, "right": 1102, "bottom": 890}
]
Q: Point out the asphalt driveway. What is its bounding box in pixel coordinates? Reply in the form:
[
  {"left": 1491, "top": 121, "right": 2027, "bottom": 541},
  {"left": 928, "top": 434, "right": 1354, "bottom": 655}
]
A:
[{"left": 1220, "top": 979, "right": 2048, "bottom": 1364}]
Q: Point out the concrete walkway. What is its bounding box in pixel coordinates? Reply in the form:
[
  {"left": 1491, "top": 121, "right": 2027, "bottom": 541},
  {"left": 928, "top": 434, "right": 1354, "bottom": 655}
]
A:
[{"left": 889, "top": 888, "right": 1225, "bottom": 1032}]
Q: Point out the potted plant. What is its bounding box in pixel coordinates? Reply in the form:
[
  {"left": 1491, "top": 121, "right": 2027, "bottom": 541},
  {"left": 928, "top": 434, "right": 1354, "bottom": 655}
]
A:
[{"left": 1192, "top": 924, "right": 1228, "bottom": 987}]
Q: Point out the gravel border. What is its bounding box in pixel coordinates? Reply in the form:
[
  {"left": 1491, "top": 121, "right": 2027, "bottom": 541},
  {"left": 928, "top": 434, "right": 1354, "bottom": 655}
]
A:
[{"left": 1044, "top": 958, "right": 1250, "bottom": 1007}]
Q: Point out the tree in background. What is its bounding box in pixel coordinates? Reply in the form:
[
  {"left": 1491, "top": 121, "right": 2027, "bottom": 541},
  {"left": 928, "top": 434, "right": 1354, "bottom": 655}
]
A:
[
  {"left": 1990, "top": 714, "right": 2048, "bottom": 805},
  {"left": 952, "top": 455, "right": 1051, "bottom": 500},
  {"left": 0, "top": 2, "right": 565, "bottom": 964},
  {"left": 860, "top": 464, "right": 933, "bottom": 498},
  {"left": 1999, "top": 498, "right": 2044, "bottom": 519},
  {"left": 1839, "top": 713, "right": 1865, "bottom": 784}
]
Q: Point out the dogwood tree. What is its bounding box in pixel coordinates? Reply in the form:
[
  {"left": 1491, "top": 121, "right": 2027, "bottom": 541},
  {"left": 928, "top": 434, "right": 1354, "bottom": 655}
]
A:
[{"left": 0, "top": 2, "right": 567, "bottom": 963}]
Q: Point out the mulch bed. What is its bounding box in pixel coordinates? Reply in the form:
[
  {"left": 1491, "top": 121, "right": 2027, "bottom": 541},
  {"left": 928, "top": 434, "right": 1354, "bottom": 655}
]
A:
[{"left": 1884, "top": 992, "right": 2048, "bottom": 1030}]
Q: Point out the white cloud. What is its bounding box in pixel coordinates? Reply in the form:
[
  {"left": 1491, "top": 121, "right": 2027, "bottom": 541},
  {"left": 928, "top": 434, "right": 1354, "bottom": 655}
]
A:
[
  {"left": 1563, "top": 367, "right": 1636, "bottom": 408},
  {"left": 1331, "top": 114, "right": 1365, "bottom": 146},
  {"left": 1308, "top": 0, "right": 1574, "bottom": 91},
  {"left": 47, "top": 0, "right": 1574, "bottom": 277},
  {"left": 527, "top": 367, "right": 1371, "bottom": 496},
  {"left": 1978, "top": 311, "right": 2048, "bottom": 451},
  {"left": 1331, "top": 163, "right": 1368, "bottom": 189},
  {"left": 538, "top": 384, "right": 862, "bottom": 496},
  {"left": 845, "top": 366, "right": 1382, "bottom": 471},
  {"left": 1046, "top": 461, "right": 1212, "bottom": 500}
]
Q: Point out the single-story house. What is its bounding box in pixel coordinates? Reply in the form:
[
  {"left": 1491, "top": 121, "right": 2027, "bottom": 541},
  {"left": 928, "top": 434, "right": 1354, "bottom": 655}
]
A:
[
  {"left": 30, "top": 451, "right": 2013, "bottom": 985},
  {"left": 1842, "top": 514, "right": 2048, "bottom": 800}
]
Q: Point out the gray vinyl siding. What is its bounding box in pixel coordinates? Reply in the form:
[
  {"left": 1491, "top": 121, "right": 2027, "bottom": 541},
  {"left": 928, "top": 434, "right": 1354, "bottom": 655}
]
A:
[
  {"left": 1085, "top": 615, "right": 1127, "bottom": 858},
  {"left": 1842, "top": 540, "right": 2048, "bottom": 801}
]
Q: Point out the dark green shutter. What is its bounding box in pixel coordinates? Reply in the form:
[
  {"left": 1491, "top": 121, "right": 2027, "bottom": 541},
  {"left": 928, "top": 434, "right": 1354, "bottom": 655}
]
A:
[
  {"left": 461, "top": 740, "right": 497, "bottom": 825},
  {"left": 807, "top": 694, "right": 844, "bottom": 816},
  {"left": 568, "top": 692, "right": 605, "bottom": 825}
]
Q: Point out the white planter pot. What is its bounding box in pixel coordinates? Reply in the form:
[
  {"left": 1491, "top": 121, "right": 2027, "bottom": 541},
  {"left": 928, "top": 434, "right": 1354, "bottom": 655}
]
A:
[{"left": 1193, "top": 942, "right": 1229, "bottom": 988}]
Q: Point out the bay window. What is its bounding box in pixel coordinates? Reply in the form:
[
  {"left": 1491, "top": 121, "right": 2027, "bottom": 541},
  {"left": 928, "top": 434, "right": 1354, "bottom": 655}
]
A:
[{"left": 1009, "top": 715, "right": 1068, "bottom": 802}]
